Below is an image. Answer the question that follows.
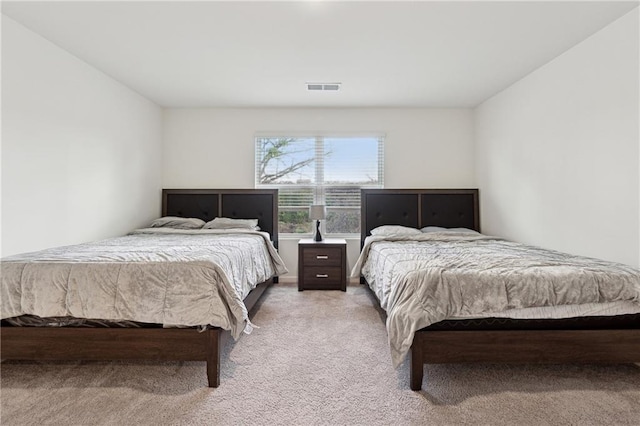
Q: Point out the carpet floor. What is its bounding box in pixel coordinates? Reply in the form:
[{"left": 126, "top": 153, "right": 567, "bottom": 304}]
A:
[{"left": 1, "top": 281, "right": 639, "bottom": 425}]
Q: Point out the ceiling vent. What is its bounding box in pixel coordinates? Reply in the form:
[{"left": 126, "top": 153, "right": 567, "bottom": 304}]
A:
[{"left": 307, "top": 82, "right": 341, "bottom": 91}]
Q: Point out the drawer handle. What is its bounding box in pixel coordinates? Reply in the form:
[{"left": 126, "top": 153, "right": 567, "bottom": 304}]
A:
[
  {"left": 316, "top": 255, "right": 329, "bottom": 259},
  {"left": 316, "top": 274, "right": 329, "bottom": 278}
]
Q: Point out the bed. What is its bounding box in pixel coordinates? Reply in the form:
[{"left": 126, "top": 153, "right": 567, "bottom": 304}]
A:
[
  {"left": 0, "top": 188, "right": 285, "bottom": 387},
  {"left": 354, "top": 188, "right": 640, "bottom": 391}
]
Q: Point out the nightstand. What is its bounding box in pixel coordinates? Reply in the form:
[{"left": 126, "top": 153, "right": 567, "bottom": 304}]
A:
[{"left": 298, "top": 238, "right": 347, "bottom": 291}]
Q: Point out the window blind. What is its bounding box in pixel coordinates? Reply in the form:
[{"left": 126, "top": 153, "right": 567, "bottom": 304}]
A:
[{"left": 255, "top": 135, "right": 384, "bottom": 235}]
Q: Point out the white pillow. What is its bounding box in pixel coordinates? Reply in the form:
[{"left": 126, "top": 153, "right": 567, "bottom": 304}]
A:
[
  {"left": 370, "top": 225, "right": 422, "bottom": 236},
  {"left": 150, "top": 216, "right": 205, "bottom": 229},
  {"left": 203, "top": 217, "right": 259, "bottom": 230},
  {"left": 421, "top": 226, "right": 479, "bottom": 234}
]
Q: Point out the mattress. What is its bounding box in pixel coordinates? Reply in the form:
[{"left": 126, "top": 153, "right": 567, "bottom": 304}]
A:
[
  {"left": 1, "top": 228, "right": 288, "bottom": 339},
  {"left": 352, "top": 232, "right": 640, "bottom": 366}
]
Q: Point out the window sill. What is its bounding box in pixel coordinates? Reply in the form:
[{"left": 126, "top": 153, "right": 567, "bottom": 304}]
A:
[{"left": 279, "top": 234, "right": 360, "bottom": 241}]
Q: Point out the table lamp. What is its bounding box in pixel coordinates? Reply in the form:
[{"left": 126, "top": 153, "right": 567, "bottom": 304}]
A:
[{"left": 309, "top": 205, "right": 326, "bottom": 242}]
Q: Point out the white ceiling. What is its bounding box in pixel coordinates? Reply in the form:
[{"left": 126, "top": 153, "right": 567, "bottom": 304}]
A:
[{"left": 2, "top": 1, "right": 638, "bottom": 108}]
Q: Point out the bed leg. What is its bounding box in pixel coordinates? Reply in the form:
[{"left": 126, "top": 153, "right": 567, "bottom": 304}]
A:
[
  {"left": 410, "top": 337, "right": 424, "bottom": 391},
  {"left": 205, "top": 329, "right": 221, "bottom": 388}
]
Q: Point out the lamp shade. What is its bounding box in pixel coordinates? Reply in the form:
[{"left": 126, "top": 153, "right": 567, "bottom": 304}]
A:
[{"left": 309, "top": 205, "right": 326, "bottom": 220}]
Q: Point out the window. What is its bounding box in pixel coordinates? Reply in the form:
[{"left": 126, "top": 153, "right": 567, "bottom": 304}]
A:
[{"left": 255, "top": 135, "right": 384, "bottom": 235}]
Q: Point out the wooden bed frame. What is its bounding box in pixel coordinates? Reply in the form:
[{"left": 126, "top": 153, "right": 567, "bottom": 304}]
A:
[
  {"left": 1, "top": 188, "right": 279, "bottom": 388},
  {"left": 360, "top": 188, "right": 640, "bottom": 391}
]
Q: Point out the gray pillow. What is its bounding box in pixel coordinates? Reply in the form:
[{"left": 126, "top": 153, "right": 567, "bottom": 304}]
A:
[
  {"left": 203, "top": 217, "right": 259, "bottom": 230},
  {"left": 150, "top": 216, "right": 205, "bottom": 229},
  {"left": 421, "top": 226, "right": 479, "bottom": 234},
  {"left": 370, "top": 225, "right": 422, "bottom": 236}
]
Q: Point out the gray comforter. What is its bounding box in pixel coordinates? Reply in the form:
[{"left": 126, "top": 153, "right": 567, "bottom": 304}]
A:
[
  {"left": 1, "top": 228, "right": 288, "bottom": 339},
  {"left": 351, "top": 232, "right": 640, "bottom": 366}
]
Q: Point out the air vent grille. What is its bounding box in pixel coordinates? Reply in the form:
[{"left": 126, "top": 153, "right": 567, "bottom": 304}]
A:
[{"left": 306, "top": 82, "right": 341, "bottom": 91}]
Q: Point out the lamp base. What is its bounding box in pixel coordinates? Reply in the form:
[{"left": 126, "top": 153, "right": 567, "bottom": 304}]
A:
[{"left": 314, "top": 220, "right": 323, "bottom": 242}]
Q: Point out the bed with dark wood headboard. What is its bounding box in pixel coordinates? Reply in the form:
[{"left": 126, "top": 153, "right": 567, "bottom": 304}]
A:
[
  {"left": 360, "top": 188, "right": 640, "bottom": 391},
  {"left": 1, "top": 188, "right": 279, "bottom": 388}
]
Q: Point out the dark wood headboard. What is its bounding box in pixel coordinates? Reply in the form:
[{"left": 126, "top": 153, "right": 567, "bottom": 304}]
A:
[
  {"left": 361, "top": 189, "right": 479, "bottom": 246},
  {"left": 162, "top": 189, "right": 279, "bottom": 248}
]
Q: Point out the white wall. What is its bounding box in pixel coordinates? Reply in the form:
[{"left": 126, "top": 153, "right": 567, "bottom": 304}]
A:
[
  {"left": 475, "top": 9, "right": 639, "bottom": 267},
  {"left": 163, "top": 108, "right": 475, "bottom": 276},
  {"left": 1, "top": 16, "right": 163, "bottom": 256}
]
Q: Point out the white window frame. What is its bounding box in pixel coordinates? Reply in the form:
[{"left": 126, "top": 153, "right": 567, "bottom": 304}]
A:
[{"left": 255, "top": 132, "right": 384, "bottom": 238}]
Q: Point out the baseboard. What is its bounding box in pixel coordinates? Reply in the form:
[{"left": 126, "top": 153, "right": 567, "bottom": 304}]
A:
[{"left": 270, "top": 276, "right": 359, "bottom": 285}]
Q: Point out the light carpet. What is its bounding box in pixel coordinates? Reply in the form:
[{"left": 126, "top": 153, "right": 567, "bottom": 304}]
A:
[{"left": 1, "top": 281, "right": 639, "bottom": 425}]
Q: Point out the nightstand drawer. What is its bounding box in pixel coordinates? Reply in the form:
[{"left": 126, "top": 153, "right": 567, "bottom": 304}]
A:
[
  {"left": 302, "top": 247, "right": 342, "bottom": 266},
  {"left": 302, "top": 266, "right": 344, "bottom": 287}
]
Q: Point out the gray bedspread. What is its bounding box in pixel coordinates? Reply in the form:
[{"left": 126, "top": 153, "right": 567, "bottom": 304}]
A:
[
  {"left": 351, "top": 232, "right": 640, "bottom": 366},
  {"left": 1, "top": 228, "right": 288, "bottom": 339}
]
